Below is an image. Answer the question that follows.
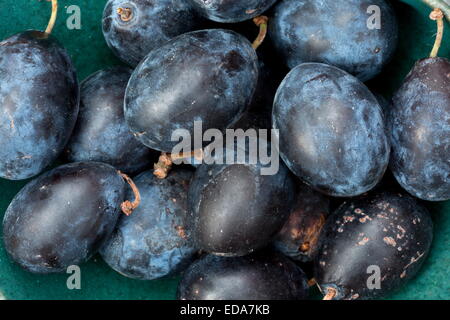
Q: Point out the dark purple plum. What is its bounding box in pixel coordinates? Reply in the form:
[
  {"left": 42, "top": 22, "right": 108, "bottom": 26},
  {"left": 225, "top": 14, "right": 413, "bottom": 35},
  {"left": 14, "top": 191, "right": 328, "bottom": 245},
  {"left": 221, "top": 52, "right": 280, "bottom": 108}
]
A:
[
  {"left": 177, "top": 251, "right": 309, "bottom": 300},
  {"left": 389, "top": 57, "right": 450, "bottom": 201},
  {"left": 65, "top": 67, "right": 157, "bottom": 175},
  {"left": 188, "top": 0, "right": 277, "bottom": 23},
  {"left": 188, "top": 141, "right": 295, "bottom": 256},
  {"left": 268, "top": 0, "right": 398, "bottom": 81},
  {"left": 2, "top": 162, "right": 127, "bottom": 273},
  {"left": 100, "top": 169, "right": 197, "bottom": 280},
  {"left": 273, "top": 182, "right": 329, "bottom": 262},
  {"left": 0, "top": 31, "right": 79, "bottom": 180},
  {"left": 102, "top": 0, "right": 202, "bottom": 66},
  {"left": 272, "top": 63, "right": 390, "bottom": 197},
  {"left": 124, "top": 29, "right": 258, "bottom": 152},
  {"left": 315, "top": 192, "right": 433, "bottom": 300}
]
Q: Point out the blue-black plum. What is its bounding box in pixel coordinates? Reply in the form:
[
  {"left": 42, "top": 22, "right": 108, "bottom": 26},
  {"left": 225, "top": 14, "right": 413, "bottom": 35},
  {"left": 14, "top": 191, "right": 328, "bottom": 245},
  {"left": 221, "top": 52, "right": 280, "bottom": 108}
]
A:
[
  {"left": 188, "top": 0, "right": 277, "bottom": 23},
  {"left": 102, "top": 0, "right": 202, "bottom": 66},
  {"left": 177, "top": 251, "right": 309, "bottom": 300},
  {"left": 269, "top": 0, "right": 398, "bottom": 81},
  {"left": 272, "top": 63, "right": 390, "bottom": 197},
  {"left": 2, "top": 162, "right": 127, "bottom": 273},
  {"left": 188, "top": 142, "right": 295, "bottom": 256},
  {"left": 65, "top": 67, "right": 157, "bottom": 174},
  {"left": 389, "top": 57, "right": 450, "bottom": 201},
  {"left": 0, "top": 31, "right": 79, "bottom": 180},
  {"left": 314, "top": 192, "right": 433, "bottom": 300},
  {"left": 274, "top": 182, "right": 329, "bottom": 262},
  {"left": 124, "top": 29, "right": 258, "bottom": 152},
  {"left": 100, "top": 169, "right": 197, "bottom": 280}
]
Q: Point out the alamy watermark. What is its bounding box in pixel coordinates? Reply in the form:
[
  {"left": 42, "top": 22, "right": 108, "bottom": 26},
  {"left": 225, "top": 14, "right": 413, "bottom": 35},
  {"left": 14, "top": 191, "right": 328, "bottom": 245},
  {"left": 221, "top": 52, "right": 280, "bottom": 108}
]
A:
[
  {"left": 66, "top": 265, "right": 81, "bottom": 290},
  {"left": 170, "top": 121, "right": 280, "bottom": 176}
]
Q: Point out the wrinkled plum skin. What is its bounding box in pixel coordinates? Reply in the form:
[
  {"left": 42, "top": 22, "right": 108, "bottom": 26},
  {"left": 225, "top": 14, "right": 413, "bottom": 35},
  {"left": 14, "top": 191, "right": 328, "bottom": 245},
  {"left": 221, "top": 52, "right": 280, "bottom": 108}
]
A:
[
  {"left": 188, "top": 0, "right": 277, "bottom": 23},
  {"left": 315, "top": 192, "right": 433, "bottom": 300},
  {"left": 65, "top": 67, "right": 157, "bottom": 175},
  {"left": 2, "top": 162, "right": 126, "bottom": 274},
  {"left": 0, "top": 31, "right": 79, "bottom": 180},
  {"left": 188, "top": 151, "right": 295, "bottom": 256},
  {"left": 177, "top": 251, "right": 309, "bottom": 300},
  {"left": 102, "top": 0, "right": 201, "bottom": 66},
  {"left": 274, "top": 183, "right": 329, "bottom": 262},
  {"left": 389, "top": 58, "right": 450, "bottom": 201},
  {"left": 273, "top": 63, "right": 390, "bottom": 197},
  {"left": 124, "top": 29, "right": 258, "bottom": 152},
  {"left": 269, "top": 0, "right": 398, "bottom": 81},
  {"left": 100, "top": 169, "right": 197, "bottom": 280}
]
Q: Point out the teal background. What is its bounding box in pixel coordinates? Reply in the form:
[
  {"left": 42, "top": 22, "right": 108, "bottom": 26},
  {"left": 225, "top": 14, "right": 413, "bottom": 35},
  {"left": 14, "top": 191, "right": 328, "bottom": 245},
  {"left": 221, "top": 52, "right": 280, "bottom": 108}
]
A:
[{"left": 0, "top": 0, "right": 448, "bottom": 300}]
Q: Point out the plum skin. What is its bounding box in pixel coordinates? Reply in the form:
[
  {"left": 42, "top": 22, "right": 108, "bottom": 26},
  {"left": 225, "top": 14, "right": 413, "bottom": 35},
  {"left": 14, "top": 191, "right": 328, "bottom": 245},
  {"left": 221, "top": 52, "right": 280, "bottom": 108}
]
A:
[
  {"left": 272, "top": 63, "right": 390, "bottom": 197},
  {"left": 188, "top": 0, "right": 277, "bottom": 23},
  {"left": 65, "top": 67, "right": 157, "bottom": 175},
  {"left": 0, "top": 31, "right": 79, "bottom": 180},
  {"left": 100, "top": 169, "right": 197, "bottom": 280},
  {"left": 102, "top": 0, "right": 201, "bottom": 66},
  {"left": 268, "top": 0, "right": 398, "bottom": 81},
  {"left": 2, "top": 162, "right": 126, "bottom": 274},
  {"left": 389, "top": 57, "right": 450, "bottom": 201},
  {"left": 188, "top": 144, "right": 296, "bottom": 257},
  {"left": 273, "top": 182, "right": 330, "bottom": 262},
  {"left": 314, "top": 192, "right": 433, "bottom": 300},
  {"left": 124, "top": 29, "right": 258, "bottom": 153},
  {"left": 177, "top": 251, "right": 309, "bottom": 300}
]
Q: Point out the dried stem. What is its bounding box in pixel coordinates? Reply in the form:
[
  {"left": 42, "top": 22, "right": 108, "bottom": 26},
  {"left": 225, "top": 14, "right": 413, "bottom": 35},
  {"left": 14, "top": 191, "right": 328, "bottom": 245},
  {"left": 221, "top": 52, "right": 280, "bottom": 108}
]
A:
[
  {"left": 423, "top": 0, "right": 450, "bottom": 23},
  {"left": 118, "top": 171, "right": 141, "bottom": 216},
  {"left": 154, "top": 150, "right": 203, "bottom": 179},
  {"left": 430, "top": 8, "right": 445, "bottom": 57},
  {"left": 252, "top": 16, "right": 269, "bottom": 50},
  {"left": 45, "top": 0, "right": 58, "bottom": 34}
]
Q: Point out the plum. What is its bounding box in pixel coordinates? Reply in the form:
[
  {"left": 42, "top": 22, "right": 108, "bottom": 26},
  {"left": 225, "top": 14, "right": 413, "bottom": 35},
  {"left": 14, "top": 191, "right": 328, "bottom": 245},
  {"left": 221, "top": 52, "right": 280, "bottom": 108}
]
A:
[
  {"left": 65, "top": 67, "right": 157, "bottom": 174},
  {"left": 177, "top": 251, "right": 309, "bottom": 300},
  {"left": 389, "top": 57, "right": 450, "bottom": 201},
  {"left": 315, "top": 192, "right": 433, "bottom": 300},
  {"left": 0, "top": 31, "right": 79, "bottom": 180},
  {"left": 272, "top": 63, "right": 390, "bottom": 197},
  {"left": 188, "top": 141, "right": 295, "bottom": 256},
  {"left": 124, "top": 29, "right": 258, "bottom": 153},
  {"left": 100, "top": 168, "right": 197, "bottom": 280},
  {"left": 268, "top": 0, "right": 398, "bottom": 81},
  {"left": 2, "top": 162, "right": 128, "bottom": 273},
  {"left": 102, "top": 0, "right": 202, "bottom": 66}
]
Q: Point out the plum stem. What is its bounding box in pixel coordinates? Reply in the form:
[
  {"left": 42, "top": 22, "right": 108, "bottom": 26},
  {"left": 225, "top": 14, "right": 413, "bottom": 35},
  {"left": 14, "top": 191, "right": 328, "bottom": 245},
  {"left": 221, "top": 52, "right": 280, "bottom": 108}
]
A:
[
  {"left": 252, "top": 16, "right": 269, "bottom": 50},
  {"left": 45, "top": 0, "right": 58, "bottom": 34},
  {"left": 323, "top": 287, "right": 337, "bottom": 300},
  {"left": 423, "top": 0, "right": 450, "bottom": 23},
  {"left": 154, "top": 150, "right": 204, "bottom": 179},
  {"left": 117, "top": 7, "right": 133, "bottom": 22},
  {"left": 118, "top": 171, "right": 141, "bottom": 216},
  {"left": 430, "top": 8, "right": 445, "bottom": 58}
]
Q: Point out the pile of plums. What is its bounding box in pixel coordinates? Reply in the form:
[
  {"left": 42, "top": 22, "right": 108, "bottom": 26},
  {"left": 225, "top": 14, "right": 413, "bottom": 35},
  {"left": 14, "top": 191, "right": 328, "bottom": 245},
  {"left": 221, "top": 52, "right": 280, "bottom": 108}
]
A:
[{"left": 0, "top": 0, "right": 448, "bottom": 300}]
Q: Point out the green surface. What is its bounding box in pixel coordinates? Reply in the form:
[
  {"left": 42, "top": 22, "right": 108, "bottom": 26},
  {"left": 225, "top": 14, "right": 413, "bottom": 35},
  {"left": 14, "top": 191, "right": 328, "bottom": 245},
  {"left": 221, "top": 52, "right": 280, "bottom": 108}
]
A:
[{"left": 0, "top": 0, "right": 448, "bottom": 300}]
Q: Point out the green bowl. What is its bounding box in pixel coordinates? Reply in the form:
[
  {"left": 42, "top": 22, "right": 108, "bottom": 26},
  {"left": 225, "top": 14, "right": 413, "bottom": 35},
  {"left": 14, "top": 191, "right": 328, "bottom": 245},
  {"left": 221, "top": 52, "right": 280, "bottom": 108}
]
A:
[{"left": 0, "top": 0, "right": 448, "bottom": 300}]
